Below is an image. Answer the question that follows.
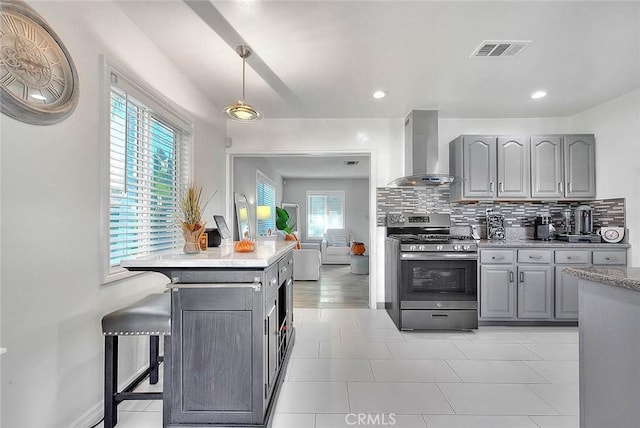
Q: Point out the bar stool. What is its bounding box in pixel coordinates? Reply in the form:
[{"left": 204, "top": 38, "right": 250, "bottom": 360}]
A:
[{"left": 101, "top": 293, "right": 171, "bottom": 428}]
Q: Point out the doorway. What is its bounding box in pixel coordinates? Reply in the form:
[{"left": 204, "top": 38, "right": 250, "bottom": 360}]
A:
[{"left": 230, "top": 153, "right": 372, "bottom": 308}]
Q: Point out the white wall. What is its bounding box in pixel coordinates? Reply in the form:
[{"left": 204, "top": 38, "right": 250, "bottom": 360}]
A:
[
  {"left": 0, "top": 2, "right": 226, "bottom": 427},
  {"left": 283, "top": 178, "right": 370, "bottom": 246},
  {"left": 568, "top": 89, "right": 640, "bottom": 266}
]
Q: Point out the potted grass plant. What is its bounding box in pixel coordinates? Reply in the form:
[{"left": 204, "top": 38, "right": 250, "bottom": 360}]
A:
[{"left": 178, "top": 184, "right": 214, "bottom": 253}]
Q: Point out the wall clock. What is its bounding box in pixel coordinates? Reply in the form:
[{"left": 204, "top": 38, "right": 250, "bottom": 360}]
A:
[{"left": 0, "top": 0, "right": 78, "bottom": 125}]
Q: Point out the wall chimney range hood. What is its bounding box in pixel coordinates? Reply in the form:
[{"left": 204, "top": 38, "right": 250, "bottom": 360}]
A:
[{"left": 388, "top": 110, "right": 457, "bottom": 187}]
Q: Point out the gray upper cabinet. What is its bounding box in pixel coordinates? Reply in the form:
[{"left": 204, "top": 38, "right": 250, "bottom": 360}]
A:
[
  {"left": 530, "top": 134, "right": 595, "bottom": 199},
  {"left": 530, "top": 136, "right": 564, "bottom": 199},
  {"left": 564, "top": 135, "right": 596, "bottom": 199},
  {"left": 497, "top": 137, "right": 529, "bottom": 199},
  {"left": 452, "top": 134, "right": 595, "bottom": 201},
  {"left": 462, "top": 136, "right": 497, "bottom": 199}
]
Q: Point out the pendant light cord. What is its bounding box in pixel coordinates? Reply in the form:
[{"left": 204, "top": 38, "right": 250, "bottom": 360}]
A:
[{"left": 242, "top": 55, "right": 246, "bottom": 101}]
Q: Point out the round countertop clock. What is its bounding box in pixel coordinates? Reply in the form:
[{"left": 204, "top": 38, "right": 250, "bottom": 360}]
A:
[
  {"left": 599, "top": 226, "right": 625, "bottom": 243},
  {"left": 0, "top": 0, "right": 78, "bottom": 125}
]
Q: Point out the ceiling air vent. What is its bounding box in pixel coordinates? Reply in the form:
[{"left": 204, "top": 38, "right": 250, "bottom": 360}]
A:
[
  {"left": 344, "top": 161, "right": 359, "bottom": 166},
  {"left": 471, "top": 40, "right": 532, "bottom": 58}
]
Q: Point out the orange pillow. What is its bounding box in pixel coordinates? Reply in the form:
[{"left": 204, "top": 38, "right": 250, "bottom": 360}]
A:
[{"left": 285, "top": 233, "right": 301, "bottom": 249}]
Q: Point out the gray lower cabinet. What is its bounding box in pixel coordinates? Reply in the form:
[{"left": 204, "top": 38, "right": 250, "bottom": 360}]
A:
[
  {"left": 517, "top": 266, "right": 553, "bottom": 319},
  {"left": 479, "top": 246, "right": 627, "bottom": 323},
  {"left": 480, "top": 265, "right": 515, "bottom": 319},
  {"left": 166, "top": 251, "right": 295, "bottom": 427},
  {"left": 555, "top": 267, "right": 580, "bottom": 319}
]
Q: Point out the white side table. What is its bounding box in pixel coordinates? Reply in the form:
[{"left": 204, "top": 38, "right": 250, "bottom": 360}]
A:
[{"left": 350, "top": 255, "right": 369, "bottom": 274}]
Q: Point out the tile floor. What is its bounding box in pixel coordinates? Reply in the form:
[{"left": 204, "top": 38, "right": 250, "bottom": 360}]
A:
[{"left": 103, "top": 308, "right": 579, "bottom": 428}]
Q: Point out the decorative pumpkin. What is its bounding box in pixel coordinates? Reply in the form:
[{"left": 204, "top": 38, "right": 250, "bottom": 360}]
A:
[
  {"left": 351, "top": 241, "right": 366, "bottom": 255},
  {"left": 234, "top": 239, "right": 255, "bottom": 252}
]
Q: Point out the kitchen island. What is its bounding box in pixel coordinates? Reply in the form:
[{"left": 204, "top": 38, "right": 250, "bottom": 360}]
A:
[
  {"left": 564, "top": 266, "right": 640, "bottom": 428},
  {"left": 121, "top": 241, "right": 296, "bottom": 428}
]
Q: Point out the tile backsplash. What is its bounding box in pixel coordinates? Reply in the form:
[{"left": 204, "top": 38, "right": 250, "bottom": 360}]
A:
[{"left": 376, "top": 187, "right": 625, "bottom": 231}]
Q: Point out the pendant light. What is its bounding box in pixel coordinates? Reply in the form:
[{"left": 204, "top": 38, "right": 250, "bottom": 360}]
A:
[{"left": 224, "top": 45, "right": 263, "bottom": 121}]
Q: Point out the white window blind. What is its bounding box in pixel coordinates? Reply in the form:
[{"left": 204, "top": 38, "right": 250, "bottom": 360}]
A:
[
  {"left": 108, "top": 71, "right": 191, "bottom": 269},
  {"left": 256, "top": 171, "right": 276, "bottom": 237},
  {"left": 306, "top": 191, "right": 345, "bottom": 239}
]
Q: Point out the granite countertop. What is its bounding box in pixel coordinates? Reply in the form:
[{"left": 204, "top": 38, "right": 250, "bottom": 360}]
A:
[
  {"left": 478, "top": 239, "right": 630, "bottom": 249},
  {"left": 121, "top": 241, "right": 296, "bottom": 269},
  {"left": 564, "top": 266, "right": 640, "bottom": 292}
]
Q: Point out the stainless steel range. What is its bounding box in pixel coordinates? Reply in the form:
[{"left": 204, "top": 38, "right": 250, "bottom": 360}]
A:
[{"left": 385, "top": 213, "right": 478, "bottom": 330}]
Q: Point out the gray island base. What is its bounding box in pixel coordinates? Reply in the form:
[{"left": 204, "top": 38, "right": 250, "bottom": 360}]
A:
[
  {"left": 122, "top": 242, "right": 296, "bottom": 428},
  {"left": 564, "top": 266, "right": 640, "bottom": 428}
]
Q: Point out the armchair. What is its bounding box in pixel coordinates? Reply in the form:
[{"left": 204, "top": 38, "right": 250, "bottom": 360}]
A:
[{"left": 321, "top": 228, "right": 351, "bottom": 264}]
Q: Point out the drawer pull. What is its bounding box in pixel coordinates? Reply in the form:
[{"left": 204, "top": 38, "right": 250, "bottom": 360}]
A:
[
  {"left": 431, "top": 313, "right": 449, "bottom": 318},
  {"left": 529, "top": 255, "right": 542, "bottom": 260},
  {"left": 491, "top": 256, "right": 505, "bottom": 260},
  {"left": 605, "top": 257, "right": 619, "bottom": 261},
  {"left": 566, "top": 256, "right": 572, "bottom": 260}
]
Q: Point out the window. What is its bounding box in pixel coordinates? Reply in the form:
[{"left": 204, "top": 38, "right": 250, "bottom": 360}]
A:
[
  {"left": 256, "top": 171, "right": 276, "bottom": 237},
  {"left": 105, "top": 64, "right": 191, "bottom": 280},
  {"left": 306, "top": 191, "right": 345, "bottom": 239}
]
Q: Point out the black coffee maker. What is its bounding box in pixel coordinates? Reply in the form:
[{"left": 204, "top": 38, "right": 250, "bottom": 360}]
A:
[{"left": 535, "top": 216, "right": 554, "bottom": 240}]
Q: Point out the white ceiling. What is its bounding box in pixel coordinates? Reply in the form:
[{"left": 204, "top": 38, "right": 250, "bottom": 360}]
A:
[
  {"left": 116, "top": 0, "right": 640, "bottom": 120},
  {"left": 238, "top": 155, "right": 371, "bottom": 179}
]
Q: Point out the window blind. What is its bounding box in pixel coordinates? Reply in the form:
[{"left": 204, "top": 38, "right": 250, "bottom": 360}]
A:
[
  {"left": 109, "top": 74, "right": 191, "bottom": 268},
  {"left": 306, "top": 191, "right": 345, "bottom": 239},
  {"left": 256, "top": 172, "right": 276, "bottom": 237}
]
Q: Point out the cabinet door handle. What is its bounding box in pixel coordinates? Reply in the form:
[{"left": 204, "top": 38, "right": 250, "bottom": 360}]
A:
[
  {"left": 558, "top": 182, "right": 563, "bottom": 193},
  {"left": 568, "top": 182, "right": 573, "bottom": 193},
  {"left": 499, "top": 182, "right": 504, "bottom": 193},
  {"left": 520, "top": 272, "right": 525, "bottom": 283},
  {"left": 509, "top": 271, "right": 514, "bottom": 282},
  {"left": 490, "top": 182, "right": 495, "bottom": 193}
]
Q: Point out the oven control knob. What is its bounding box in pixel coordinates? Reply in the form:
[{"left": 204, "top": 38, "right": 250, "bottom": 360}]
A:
[
  {"left": 463, "top": 245, "right": 471, "bottom": 251},
  {"left": 453, "top": 244, "right": 462, "bottom": 251},
  {"left": 409, "top": 245, "right": 417, "bottom": 251},
  {"left": 419, "top": 245, "right": 427, "bottom": 251},
  {"left": 436, "top": 302, "right": 443, "bottom": 308},
  {"left": 436, "top": 245, "right": 444, "bottom": 251}
]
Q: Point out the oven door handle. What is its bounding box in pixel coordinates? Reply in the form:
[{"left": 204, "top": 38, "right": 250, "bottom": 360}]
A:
[{"left": 400, "top": 253, "right": 478, "bottom": 260}]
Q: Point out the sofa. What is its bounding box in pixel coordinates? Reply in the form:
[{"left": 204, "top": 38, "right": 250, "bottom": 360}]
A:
[
  {"left": 321, "top": 228, "right": 351, "bottom": 264},
  {"left": 273, "top": 231, "right": 321, "bottom": 281}
]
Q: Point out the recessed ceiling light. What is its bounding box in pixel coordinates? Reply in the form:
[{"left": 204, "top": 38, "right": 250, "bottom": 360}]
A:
[
  {"left": 372, "top": 90, "right": 387, "bottom": 99},
  {"left": 30, "top": 94, "right": 47, "bottom": 101},
  {"left": 531, "top": 90, "right": 547, "bottom": 99}
]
